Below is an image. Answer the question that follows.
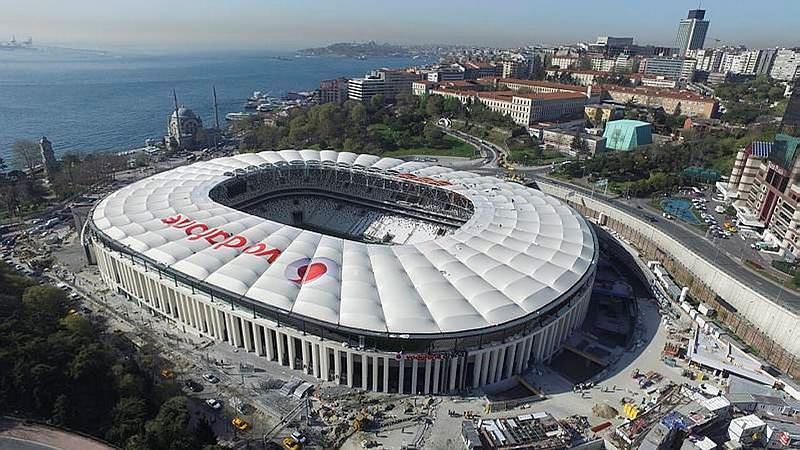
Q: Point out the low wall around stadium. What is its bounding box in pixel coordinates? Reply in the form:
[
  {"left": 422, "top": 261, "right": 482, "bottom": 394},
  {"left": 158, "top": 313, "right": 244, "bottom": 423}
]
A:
[{"left": 536, "top": 179, "right": 800, "bottom": 378}]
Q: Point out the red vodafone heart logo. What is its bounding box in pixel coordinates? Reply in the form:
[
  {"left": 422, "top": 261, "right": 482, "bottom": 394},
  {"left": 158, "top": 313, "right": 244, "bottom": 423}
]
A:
[
  {"left": 285, "top": 257, "right": 337, "bottom": 285},
  {"left": 293, "top": 262, "right": 327, "bottom": 284}
]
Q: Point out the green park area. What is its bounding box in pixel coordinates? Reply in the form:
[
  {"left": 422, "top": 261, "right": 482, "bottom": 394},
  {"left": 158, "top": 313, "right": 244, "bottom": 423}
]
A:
[{"left": 0, "top": 263, "right": 227, "bottom": 450}]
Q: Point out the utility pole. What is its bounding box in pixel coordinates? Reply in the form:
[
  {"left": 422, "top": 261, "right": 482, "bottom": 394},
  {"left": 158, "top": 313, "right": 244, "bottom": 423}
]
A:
[{"left": 212, "top": 86, "right": 220, "bottom": 152}]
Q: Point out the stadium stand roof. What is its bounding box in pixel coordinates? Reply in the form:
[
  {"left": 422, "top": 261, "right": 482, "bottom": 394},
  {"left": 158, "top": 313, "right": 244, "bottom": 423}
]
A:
[{"left": 91, "top": 150, "right": 596, "bottom": 336}]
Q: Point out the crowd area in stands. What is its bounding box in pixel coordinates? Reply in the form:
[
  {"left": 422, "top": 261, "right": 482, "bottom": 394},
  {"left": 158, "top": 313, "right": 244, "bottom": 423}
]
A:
[{"left": 249, "top": 196, "right": 452, "bottom": 245}]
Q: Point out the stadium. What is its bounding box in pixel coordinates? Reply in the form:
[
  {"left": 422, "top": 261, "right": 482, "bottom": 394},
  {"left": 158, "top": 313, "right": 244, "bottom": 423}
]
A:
[{"left": 86, "top": 150, "right": 598, "bottom": 394}]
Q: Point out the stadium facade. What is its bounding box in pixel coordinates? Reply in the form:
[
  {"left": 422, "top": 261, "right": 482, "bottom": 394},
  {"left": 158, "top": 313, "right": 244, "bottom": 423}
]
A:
[{"left": 86, "top": 150, "right": 597, "bottom": 394}]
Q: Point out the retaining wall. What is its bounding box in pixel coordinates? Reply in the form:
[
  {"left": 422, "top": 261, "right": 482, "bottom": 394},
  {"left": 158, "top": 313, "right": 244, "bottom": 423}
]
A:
[{"left": 537, "top": 179, "right": 800, "bottom": 378}]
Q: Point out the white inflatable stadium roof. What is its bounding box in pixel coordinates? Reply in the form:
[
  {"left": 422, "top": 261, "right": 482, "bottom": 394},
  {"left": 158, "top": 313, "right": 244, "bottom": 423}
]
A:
[{"left": 92, "top": 150, "right": 596, "bottom": 336}]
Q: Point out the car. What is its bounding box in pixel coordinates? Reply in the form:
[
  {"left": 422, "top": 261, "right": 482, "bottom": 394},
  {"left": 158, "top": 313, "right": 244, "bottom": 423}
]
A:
[
  {"left": 232, "top": 417, "right": 250, "bottom": 431},
  {"left": 283, "top": 437, "right": 301, "bottom": 450},
  {"left": 205, "top": 398, "right": 222, "bottom": 410},
  {"left": 291, "top": 431, "right": 307, "bottom": 444},
  {"left": 184, "top": 379, "right": 204, "bottom": 392},
  {"left": 202, "top": 373, "right": 220, "bottom": 384}
]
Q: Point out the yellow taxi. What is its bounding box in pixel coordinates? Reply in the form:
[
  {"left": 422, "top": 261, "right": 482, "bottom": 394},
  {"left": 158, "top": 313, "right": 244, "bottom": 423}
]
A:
[
  {"left": 283, "top": 437, "right": 301, "bottom": 450},
  {"left": 232, "top": 417, "right": 250, "bottom": 431}
]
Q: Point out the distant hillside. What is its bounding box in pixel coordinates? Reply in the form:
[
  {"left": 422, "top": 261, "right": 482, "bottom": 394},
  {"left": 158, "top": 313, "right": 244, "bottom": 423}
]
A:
[{"left": 296, "top": 41, "right": 409, "bottom": 57}]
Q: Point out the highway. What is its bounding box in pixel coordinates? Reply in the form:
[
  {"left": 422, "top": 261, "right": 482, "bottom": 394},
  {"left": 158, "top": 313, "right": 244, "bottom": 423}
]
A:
[{"left": 439, "top": 127, "right": 800, "bottom": 312}]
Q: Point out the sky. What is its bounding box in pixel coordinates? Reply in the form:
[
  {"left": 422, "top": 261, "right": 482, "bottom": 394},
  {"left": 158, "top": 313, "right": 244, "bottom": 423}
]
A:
[{"left": 1, "top": 0, "right": 798, "bottom": 53}]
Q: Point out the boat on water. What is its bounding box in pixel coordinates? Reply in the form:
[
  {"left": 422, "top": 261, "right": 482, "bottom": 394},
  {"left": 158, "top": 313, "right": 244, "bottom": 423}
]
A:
[{"left": 225, "top": 112, "right": 256, "bottom": 121}]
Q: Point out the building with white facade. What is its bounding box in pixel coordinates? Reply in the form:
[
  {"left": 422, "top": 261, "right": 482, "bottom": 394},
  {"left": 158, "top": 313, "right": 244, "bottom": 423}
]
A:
[
  {"left": 348, "top": 69, "right": 421, "bottom": 102},
  {"left": 86, "top": 150, "right": 598, "bottom": 394},
  {"left": 770, "top": 49, "right": 800, "bottom": 81}
]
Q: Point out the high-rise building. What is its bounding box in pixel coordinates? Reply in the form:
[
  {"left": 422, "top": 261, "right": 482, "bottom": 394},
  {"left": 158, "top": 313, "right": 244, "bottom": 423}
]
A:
[
  {"left": 674, "top": 9, "right": 710, "bottom": 57},
  {"left": 347, "top": 69, "right": 421, "bottom": 102},
  {"left": 770, "top": 49, "right": 800, "bottom": 81},
  {"left": 754, "top": 48, "right": 778, "bottom": 75},
  {"left": 782, "top": 81, "right": 800, "bottom": 133}
]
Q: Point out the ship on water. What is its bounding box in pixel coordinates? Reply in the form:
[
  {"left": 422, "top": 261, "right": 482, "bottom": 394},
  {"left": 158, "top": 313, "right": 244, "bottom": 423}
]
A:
[{"left": 0, "top": 35, "right": 34, "bottom": 50}]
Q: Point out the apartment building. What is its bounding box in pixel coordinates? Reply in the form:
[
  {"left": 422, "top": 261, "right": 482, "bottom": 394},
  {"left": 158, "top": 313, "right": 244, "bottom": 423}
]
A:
[
  {"left": 347, "top": 69, "right": 421, "bottom": 102},
  {"left": 319, "top": 77, "right": 349, "bottom": 104},
  {"left": 457, "top": 61, "right": 500, "bottom": 80},
  {"left": 727, "top": 135, "right": 800, "bottom": 257},
  {"left": 600, "top": 85, "right": 718, "bottom": 119},
  {"left": 640, "top": 56, "right": 696, "bottom": 80},
  {"left": 770, "top": 49, "right": 800, "bottom": 81}
]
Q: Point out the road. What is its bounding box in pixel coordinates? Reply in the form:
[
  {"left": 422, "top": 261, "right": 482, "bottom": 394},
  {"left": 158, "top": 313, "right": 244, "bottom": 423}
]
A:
[{"left": 437, "top": 128, "right": 800, "bottom": 312}]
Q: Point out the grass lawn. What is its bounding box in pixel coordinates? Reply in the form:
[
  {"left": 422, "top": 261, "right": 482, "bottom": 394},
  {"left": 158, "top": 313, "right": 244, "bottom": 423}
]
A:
[
  {"left": 508, "top": 148, "right": 568, "bottom": 165},
  {"left": 382, "top": 137, "right": 477, "bottom": 158}
]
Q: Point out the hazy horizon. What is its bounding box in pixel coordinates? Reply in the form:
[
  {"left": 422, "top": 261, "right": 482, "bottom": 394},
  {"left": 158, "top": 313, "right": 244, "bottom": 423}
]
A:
[{"left": 1, "top": 0, "right": 799, "bottom": 54}]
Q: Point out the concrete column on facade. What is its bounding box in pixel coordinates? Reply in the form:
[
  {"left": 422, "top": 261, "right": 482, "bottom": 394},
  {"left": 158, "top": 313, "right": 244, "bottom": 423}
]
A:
[
  {"left": 361, "top": 354, "right": 369, "bottom": 390},
  {"left": 333, "top": 348, "right": 341, "bottom": 384},
  {"left": 301, "top": 339, "right": 310, "bottom": 373},
  {"left": 479, "top": 352, "right": 490, "bottom": 386},
  {"left": 345, "top": 350, "right": 354, "bottom": 387},
  {"left": 191, "top": 299, "right": 202, "bottom": 331},
  {"left": 432, "top": 359, "right": 441, "bottom": 394},
  {"left": 494, "top": 347, "right": 506, "bottom": 383},
  {"left": 450, "top": 356, "right": 460, "bottom": 391},
  {"left": 505, "top": 342, "right": 517, "bottom": 378},
  {"left": 372, "top": 356, "right": 380, "bottom": 392},
  {"left": 232, "top": 316, "right": 243, "bottom": 348},
  {"left": 276, "top": 332, "right": 285, "bottom": 365},
  {"left": 383, "top": 357, "right": 390, "bottom": 393},
  {"left": 487, "top": 350, "right": 498, "bottom": 384},
  {"left": 265, "top": 328, "right": 275, "bottom": 360},
  {"left": 423, "top": 360, "right": 432, "bottom": 395},
  {"left": 223, "top": 313, "right": 234, "bottom": 345},
  {"left": 312, "top": 343, "right": 321, "bottom": 378},
  {"left": 519, "top": 337, "right": 532, "bottom": 372},
  {"left": 398, "top": 358, "right": 405, "bottom": 394},
  {"left": 319, "top": 345, "right": 328, "bottom": 381},
  {"left": 215, "top": 310, "right": 224, "bottom": 341},
  {"left": 535, "top": 330, "right": 545, "bottom": 362},
  {"left": 254, "top": 324, "right": 265, "bottom": 356},
  {"left": 411, "top": 359, "right": 419, "bottom": 394},
  {"left": 243, "top": 320, "right": 254, "bottom": 352},
  {"left": 287, "top": 335, "right": 297, "bottom": 369}
]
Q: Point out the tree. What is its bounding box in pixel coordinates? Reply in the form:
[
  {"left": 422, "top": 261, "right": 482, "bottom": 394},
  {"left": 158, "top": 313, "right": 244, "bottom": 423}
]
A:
[
  {"left": 794, "top": 270, "right": 800, "bottom": 288},
  {"left": 143, "top": 397, "right": 192, "bottom": 450},
  {"left": 106, "top": 397, "right": 149, "bottom": 445},
  {"left": 192, "top": 418, "right": 218, "bottom": 449},
  {"left": 570, "top": 134, "right": 583, "bottom": 152},
  {"left": 673, "top": 102, "right": 682, "bottom": 118},
  {"left": 11, "top": 139, "right": 40, "bottom": 174},
  {"left": 425, "top": 94, "right": 444, "bottom": 117}
]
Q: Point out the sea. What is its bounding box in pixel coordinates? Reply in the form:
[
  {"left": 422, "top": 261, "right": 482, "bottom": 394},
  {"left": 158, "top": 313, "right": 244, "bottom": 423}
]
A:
[{"left": 0, "top": 49, "right": 428, "bottom": 163}]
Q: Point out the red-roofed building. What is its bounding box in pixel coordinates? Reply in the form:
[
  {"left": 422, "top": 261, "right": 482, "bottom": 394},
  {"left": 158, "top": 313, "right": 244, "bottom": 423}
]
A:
[{"left": 600, "top": 85, "right": 718, "bottom": 118}]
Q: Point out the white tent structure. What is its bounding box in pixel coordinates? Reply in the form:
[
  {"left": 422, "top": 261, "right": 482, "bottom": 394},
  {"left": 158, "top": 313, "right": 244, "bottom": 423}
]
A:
[{"left": 88, "top": 150, "right": 597, "bottom": 393}]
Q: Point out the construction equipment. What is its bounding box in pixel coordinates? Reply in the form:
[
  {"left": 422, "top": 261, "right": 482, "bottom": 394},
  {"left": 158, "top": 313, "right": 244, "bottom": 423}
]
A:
[{"left": 352, "top": 411, "right": 372, "bottom": 431}]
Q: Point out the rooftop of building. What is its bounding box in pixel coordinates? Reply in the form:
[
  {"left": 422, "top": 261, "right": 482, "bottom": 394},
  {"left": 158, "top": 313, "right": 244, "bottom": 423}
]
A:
[{"left": 600, "top": 84, "right": 716, "bottom": 103}]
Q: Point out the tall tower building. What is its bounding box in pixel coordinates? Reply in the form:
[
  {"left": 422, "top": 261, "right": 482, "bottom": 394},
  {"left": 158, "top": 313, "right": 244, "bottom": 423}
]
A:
[
  {"left": 782, "top": 81, "right": 800, "bottom": 135},
  {"left": 674, "top": 9, "right": 710, "bottom": 57}
]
